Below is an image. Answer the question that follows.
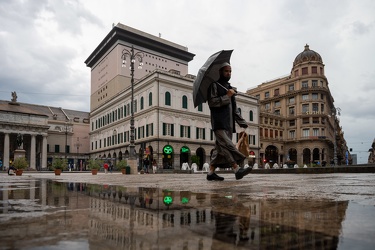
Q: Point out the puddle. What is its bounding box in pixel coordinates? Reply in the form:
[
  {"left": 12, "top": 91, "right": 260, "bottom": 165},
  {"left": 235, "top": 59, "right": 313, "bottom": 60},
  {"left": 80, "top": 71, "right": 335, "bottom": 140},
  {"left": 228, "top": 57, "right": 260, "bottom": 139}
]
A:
[{"left": 0, "top": 179, "right": 374, "bottom": 250}]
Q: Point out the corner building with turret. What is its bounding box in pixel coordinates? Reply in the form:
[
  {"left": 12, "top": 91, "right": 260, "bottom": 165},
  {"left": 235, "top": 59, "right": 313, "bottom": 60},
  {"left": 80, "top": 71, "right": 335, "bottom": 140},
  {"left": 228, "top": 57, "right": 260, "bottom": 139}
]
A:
[{"left": 247, "top": 45, "right": 349, "bottom": 167}]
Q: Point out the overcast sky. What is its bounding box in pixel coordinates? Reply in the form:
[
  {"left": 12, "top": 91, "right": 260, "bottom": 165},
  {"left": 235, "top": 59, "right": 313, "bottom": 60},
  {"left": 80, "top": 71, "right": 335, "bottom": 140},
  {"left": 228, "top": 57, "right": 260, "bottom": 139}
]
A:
[{"left": 1, "top": 0, "right": 374, "bottom": 163}]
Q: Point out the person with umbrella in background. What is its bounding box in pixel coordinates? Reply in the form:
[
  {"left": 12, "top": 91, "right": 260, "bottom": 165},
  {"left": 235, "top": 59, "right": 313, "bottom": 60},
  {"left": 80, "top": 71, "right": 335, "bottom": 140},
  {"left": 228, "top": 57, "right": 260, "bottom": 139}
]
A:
[{"left": 205, "top": 62, "right": 252, "bottom": 181}]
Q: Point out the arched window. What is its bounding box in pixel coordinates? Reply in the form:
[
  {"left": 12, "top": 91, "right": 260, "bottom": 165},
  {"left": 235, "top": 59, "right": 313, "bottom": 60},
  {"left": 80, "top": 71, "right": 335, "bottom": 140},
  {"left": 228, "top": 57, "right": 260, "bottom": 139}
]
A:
[
  {"left": 249, "top": 110, "right": 254, "bottom": 121},
  {"left": 182, "top": 95, "right": 188, "bottom": 109},
  {"left": 149, "top": 92, "right": 152, "bottom": 106},
  {"left": 165, "top": 92, "right": 171, "bottom": 106},
  {"left": 140, "top": 97, "right": 144, "bottom": 110}
]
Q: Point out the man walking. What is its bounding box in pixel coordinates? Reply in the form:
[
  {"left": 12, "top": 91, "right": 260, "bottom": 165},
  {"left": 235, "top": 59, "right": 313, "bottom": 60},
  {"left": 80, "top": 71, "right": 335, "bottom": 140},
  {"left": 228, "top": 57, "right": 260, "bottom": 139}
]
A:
[{"left": 206, "top": 62, "right": 252, "bottom": 181}]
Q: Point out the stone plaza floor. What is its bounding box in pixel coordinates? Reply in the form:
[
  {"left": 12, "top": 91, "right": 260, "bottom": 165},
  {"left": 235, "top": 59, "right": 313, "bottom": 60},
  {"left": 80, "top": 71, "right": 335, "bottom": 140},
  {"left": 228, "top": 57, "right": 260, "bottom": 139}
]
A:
[{"left": 1, "top": 170, "right": 374, "bottom": 249}]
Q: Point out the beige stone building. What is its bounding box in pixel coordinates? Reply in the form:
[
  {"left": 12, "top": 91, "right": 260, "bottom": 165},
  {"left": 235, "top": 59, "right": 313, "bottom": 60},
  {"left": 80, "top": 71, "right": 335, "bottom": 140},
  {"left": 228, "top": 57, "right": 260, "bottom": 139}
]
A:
[
  {"left": 247, "top": 45, "right": 349, "bottom": 167},
  {"left": 0, "top": 96, "right": 90, "bottom": 170},
  {"left": 85, "top": 23, "right": 260, "bottom": 170}
]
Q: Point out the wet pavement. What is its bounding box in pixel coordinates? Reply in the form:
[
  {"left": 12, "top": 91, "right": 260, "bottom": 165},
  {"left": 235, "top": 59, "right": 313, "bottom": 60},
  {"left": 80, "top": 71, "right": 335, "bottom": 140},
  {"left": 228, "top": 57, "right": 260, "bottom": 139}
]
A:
[{"left": 1, "top": 171, "right": 374, "bottom": 249}]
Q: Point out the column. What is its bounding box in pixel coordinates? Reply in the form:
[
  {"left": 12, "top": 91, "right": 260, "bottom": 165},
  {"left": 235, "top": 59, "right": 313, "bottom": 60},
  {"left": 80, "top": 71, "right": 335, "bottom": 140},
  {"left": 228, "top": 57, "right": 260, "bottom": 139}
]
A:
[
  {"left": 4, "top": 133, "right": 10, "bottom": 168},
  {"left": 42, "top": 135, "right": 48, "bottom": 169},
  {"left": 30, "top": 135, "right": 36, "bottom": 169}
]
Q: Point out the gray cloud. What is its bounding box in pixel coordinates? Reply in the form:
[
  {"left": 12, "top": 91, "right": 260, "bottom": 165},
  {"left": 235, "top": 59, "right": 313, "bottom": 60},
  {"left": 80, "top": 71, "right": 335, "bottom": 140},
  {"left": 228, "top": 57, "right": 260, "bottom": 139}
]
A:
[{"left": 0, "top": 0, "right": 374, "bottom": 163}]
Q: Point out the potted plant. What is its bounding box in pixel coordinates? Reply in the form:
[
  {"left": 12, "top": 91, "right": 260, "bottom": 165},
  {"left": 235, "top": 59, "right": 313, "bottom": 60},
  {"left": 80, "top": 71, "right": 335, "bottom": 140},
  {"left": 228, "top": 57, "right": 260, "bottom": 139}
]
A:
[
  {"left": 52, "top": 158, "right": 67, "bottom": 175},
  {"left": 117, "top": 159, "right": 128, "bottom": 174},
  {"left": 88, "top": 159, "right": 102, "bottom": 175},
  {"left": 13, "top": 157, "right": 28, "bottom": 176}
]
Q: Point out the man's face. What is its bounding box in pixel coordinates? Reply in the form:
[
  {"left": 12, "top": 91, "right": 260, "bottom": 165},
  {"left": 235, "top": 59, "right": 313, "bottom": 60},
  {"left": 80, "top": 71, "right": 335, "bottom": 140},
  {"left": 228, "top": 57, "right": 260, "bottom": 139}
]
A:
[{"left": 220, "top": 66, "right": 231, "bottom": 81}]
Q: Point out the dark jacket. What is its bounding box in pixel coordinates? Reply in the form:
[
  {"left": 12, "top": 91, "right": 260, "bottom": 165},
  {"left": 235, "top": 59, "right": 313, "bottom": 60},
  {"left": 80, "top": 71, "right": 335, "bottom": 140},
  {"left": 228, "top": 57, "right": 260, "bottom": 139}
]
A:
[{"left": 207, "top": 79, "right": 247, "bottom": 132}]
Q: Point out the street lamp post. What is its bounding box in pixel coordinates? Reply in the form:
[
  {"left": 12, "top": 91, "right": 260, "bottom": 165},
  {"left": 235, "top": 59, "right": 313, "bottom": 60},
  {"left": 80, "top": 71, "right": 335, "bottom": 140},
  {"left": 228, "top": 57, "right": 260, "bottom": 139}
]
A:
[
  {"left": 331, "top": 107, "right": 341, "bottom": 166},
  {"left": 65, "top": 121, "right": 68, "bottom": 161},
  {"left": 74, "top": 137, "right": 82, "bottom": 171},
  {"left": 121, "top": 46, "right": 144, "bottom": 161}
]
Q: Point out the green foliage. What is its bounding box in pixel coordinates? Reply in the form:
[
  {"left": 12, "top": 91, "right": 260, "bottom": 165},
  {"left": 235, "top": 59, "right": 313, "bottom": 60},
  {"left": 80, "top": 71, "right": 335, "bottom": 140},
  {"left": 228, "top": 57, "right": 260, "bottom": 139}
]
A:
[
  {"left": 13, "top": 157, "right": 28, "bottom": 169},
  {"left": 191, "top": 155, "right": 200, "bottom": 165},
  {"left": 52, "top": 157, "right": 67, "bottom": 170},
  {"left": 88, "top": 159, "right": 103, "bottom": 170},
  {"left": 116, "top": 159, "right": 128, "bottom": 169}
]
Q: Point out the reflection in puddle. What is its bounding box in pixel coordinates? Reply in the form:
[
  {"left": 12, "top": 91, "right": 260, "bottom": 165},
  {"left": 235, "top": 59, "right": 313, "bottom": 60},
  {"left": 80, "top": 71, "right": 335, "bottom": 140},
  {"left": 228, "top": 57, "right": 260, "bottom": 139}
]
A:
[{"left": 0, "top": 179, "right": 374, "bottom": 249}]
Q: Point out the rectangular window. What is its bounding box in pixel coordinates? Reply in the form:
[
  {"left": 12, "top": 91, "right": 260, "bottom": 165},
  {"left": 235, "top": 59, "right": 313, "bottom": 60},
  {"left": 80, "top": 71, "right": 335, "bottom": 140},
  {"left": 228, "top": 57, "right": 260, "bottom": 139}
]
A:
[
  {"left": 265, "top": 103, "right": 270, "bottom": 110},
  {"left": 313, "top": 128, "right": 319, "bottom": 136},
  {"left": 289, "top": 107, "right": 295, "bottom": 115},
  {"left": 289, "top": 120, "right": 295, "bottom": 126},
  {"left": 313, "top": 117, "right": 320, "bottom": 124},
  {"left": 275, "top": 100, "right": 280, "bottom": 107},
  {"left": 265, "top": 92, "right": 270, "bottom": 98},
  {"left": 180, "top": 125, "right": 191, "bottom": 138},
  {"left": 274, "top": 88, "right": 279, "bottom": 96},
  {"left": 312, "top": 93, "right": 318, "bottom": 100},
  {"left": 289, "top": 84, "right": 295, "bottom": 91},
  {"left": 289, "top": 97, "right": 295, "bottom": 104},
  {"left": 312, "top": 103, "right": 319, "bottom": 112},
  {"left": 302, "top": 94, "right": 309, "bottom": 101},
  {"left": 302, "top": 81, "right": 308, "bottom": 89},
  {"left": 312, "top": 80, "right": 318, "bottom": 87},
  {"left": 321, "top": 104, "right": 325, "bottom": 113},
  {"left": 312, "top": 66, "right": 317, "bottom": 74},
  {"left": 289, "top": 130, "right": 295, "bottom": 138},
  {"left": 294, "top": 70, "right": 299, "bottom": 77},
  {"left": 302, "top": 67, "right": 308, "bottom": 75},
  {"left": 302, "top": 104, "right": 309, "bottom": 114},
  {"left": 274, "top": 110, "right": 280, "bottom": 115},
  {"left": 55, "top": 145, "right": 60, "bottom": 153},
  {"left": 302, "top": 129, "right": 310, "bottom": 137},
  {"left": 196, "top": 127, "right": 205, "bottom": 140},
  {"left": 163, "top": 123, "right": 174, "bottom": 136},
  {"left": 146, "top": 123, "right": 154, "bottom": 137},
  {"left": 303, "top": 117, "right": 310, "bottom": 124}
]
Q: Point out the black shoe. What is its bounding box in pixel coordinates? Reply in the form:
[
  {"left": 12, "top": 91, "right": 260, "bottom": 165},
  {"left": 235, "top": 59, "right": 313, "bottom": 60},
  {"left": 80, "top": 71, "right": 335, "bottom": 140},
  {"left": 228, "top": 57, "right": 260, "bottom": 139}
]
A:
[
  {"left": 235, "top": 167, "right": 252, "bottom": 180},
  {"left": 207, "top": 172, "right": 224, "bottom": 181}
]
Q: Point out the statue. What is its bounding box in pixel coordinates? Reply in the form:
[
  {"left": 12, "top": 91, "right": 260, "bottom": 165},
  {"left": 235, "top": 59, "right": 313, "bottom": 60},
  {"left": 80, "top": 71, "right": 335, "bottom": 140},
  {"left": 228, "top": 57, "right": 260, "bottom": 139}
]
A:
[
  {"left": 16, "top": 133, "right": 23, "bottom": 149},
  {"left": 11, "top": 91, "right": 18, "bottom": 102}
]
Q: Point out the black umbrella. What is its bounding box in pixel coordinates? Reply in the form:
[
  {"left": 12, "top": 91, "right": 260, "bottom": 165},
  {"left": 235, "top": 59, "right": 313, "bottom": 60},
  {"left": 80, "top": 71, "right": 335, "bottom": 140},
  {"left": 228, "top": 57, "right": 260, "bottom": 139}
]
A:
[{"left": 193, "top": 50, "right": 233, "bottom": 107}]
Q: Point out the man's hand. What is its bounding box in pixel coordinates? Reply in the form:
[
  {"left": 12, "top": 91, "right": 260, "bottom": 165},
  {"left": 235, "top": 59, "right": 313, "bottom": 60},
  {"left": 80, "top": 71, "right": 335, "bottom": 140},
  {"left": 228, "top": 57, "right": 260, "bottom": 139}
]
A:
[
  {"left": 227, "top": 89, "right": 236, "bottom": 97},
  {"left": 240, "top": 124, "right": 248, "bottom": 128}
]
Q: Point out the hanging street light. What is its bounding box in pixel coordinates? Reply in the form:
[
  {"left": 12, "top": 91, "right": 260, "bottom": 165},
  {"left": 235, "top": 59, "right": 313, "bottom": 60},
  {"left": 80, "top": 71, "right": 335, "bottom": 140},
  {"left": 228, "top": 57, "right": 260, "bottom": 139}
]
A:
[{"left": 121, "top": 46, "right": 144, "bottom": 165}]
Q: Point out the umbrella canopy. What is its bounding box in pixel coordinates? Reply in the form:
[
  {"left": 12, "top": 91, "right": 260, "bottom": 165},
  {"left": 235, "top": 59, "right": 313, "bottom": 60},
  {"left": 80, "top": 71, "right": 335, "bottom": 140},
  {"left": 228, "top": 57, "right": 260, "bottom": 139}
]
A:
[{"left": 193, "top": 50, "right": 233, "bottom": 107}]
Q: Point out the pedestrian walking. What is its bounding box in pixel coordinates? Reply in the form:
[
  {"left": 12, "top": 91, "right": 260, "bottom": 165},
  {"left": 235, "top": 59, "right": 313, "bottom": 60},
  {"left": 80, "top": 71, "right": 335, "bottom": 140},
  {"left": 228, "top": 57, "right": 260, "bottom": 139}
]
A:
[
  {"left": 152, "top": 159, "right": 158, "bottom": 174},
  {"left": 206, "top": 62, "right": 252, "bottom": 181}
]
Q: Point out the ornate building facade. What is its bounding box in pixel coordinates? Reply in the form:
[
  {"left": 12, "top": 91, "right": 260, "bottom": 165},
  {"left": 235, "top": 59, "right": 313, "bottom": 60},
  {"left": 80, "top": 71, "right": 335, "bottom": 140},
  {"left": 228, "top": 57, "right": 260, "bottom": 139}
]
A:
[
  {"left": 247, "top": 45, "right": 349, "bottom": 167},
  {"left": 0, "top": 96, "right": 90, "bottom": 170}
]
